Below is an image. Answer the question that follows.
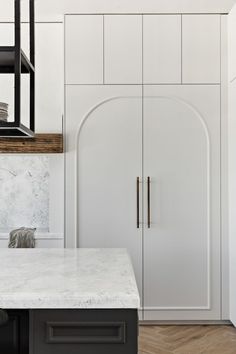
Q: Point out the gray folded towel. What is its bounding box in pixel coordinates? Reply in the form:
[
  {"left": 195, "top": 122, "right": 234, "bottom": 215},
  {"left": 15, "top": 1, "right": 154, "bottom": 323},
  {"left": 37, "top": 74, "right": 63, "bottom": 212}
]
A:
[
  {"left": 8, "top": 227, "right": 36, "bottom": 248},
  {"left": 0, "top": 102, "right": 8, "bottom": 122}
]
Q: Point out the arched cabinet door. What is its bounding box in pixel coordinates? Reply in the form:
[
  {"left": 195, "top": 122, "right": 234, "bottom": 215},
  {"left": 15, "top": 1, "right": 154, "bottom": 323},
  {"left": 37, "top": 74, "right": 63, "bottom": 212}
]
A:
[
  {"left": 76, "top": 88, "right": 143, "bottom": 300},
  {"left": 143, "top": 85, "right": 221, "bottom": 321}
]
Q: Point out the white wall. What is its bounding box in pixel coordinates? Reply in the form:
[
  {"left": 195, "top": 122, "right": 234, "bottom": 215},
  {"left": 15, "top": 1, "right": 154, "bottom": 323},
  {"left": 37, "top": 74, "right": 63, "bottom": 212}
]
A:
[
  {"left": 0, "top": 2, "right": 65, "bottom": 247},
  {"left": 228, "top": 3, "right": 236, "bottom": 327}
]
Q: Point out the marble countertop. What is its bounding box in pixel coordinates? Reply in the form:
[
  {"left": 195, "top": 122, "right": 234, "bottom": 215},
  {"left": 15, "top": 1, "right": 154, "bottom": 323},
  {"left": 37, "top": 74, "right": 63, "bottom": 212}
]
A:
[{"left": 0, "top": 248, "right": 140, "bottom": 309}]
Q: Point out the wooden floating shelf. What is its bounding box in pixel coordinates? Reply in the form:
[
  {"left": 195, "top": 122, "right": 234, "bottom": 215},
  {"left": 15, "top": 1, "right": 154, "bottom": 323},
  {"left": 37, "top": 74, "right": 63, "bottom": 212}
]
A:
[{"left": 0, "top": 134, "right": 63, "bottom": 153}]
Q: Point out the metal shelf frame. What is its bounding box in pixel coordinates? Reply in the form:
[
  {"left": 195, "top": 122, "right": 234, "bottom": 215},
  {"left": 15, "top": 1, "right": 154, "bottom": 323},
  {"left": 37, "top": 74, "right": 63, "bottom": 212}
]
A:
[{"left": 0, "top": 0, "right": 35, "bottom": 137}]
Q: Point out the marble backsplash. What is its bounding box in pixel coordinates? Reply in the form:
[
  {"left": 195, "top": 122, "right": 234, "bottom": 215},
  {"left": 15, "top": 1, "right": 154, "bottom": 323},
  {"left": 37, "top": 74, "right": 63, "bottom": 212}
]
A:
[{"left": 0, "top": 156, "right": 49, "bottom": 232}]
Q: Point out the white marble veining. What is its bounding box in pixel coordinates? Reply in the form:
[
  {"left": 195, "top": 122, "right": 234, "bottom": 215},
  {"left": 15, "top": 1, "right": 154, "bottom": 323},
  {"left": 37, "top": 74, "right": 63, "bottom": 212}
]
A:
[
  {"left": 0, "top": 248, "right": 140, "bottom": 309},
  {"left": 0, "top": 156, "right": 49, "bottom": 231}
]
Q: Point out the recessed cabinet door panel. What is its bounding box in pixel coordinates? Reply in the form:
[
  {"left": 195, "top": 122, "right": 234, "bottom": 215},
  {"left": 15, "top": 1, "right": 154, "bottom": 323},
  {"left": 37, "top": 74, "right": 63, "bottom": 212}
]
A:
[
  {"left": 65, "top": 15, "right": 103, "bottom": 84},
  {"left": 182, "top": 15, "right": 221, "bottom": 83},
  {"left": 104, "top": 15, "right": 142, "bottom": 84},
  {"left": 78, "top": 97, "right": 142, "bottom": 292},
  {"left": 68, "top": 86, "right": 143, "bottom": 297},
  {"left": 143, "top": 15, "right": 181, "bottom": 84},
  {"left": 143, "top": 85, "right": 220, "bottom": 320}
]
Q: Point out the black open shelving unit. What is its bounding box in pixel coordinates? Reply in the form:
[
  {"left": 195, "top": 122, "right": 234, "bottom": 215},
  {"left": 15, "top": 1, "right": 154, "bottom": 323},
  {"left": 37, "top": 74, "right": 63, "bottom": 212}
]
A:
[{"left": 0, "top": 0, "right": 35, "bottom": 137}]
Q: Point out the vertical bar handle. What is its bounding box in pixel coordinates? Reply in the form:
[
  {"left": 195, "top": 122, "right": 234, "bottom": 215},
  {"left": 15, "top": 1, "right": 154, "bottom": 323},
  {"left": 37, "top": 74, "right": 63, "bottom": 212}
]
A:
[
  {"left": 147, "top": 177, "right": 151, "bottom": 228},
  {"left": 136, "top": 177, "right": 140, "bottom": 228}
]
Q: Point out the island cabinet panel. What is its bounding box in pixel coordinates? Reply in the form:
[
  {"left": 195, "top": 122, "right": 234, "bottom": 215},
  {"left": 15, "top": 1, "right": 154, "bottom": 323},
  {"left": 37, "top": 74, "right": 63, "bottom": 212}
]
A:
[
  {"left": 143, "top": 15, "right": 182, "bottom": 84},
  {"left": 0, "top": 310, "right": 29, "bottom": 354},
  {"left": 182, "top": 15, "right": 221, "bottom": 83},
  {"left": 30, "top": 309, "right": 138, "bottom": 354},
  {"left": 104, "top": 15, "right": 142, "bottom": 84}
]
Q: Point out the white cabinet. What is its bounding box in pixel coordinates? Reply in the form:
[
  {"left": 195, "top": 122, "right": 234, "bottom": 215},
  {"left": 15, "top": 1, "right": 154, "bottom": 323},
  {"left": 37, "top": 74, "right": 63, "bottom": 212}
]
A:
[
  {"left": 65, "top": 15, "right": 103, "bottom": 84},
  {"left": 65, "top": 13, "right": 223, "bottom": 322},
  {"left": 77, "top": 90, "right": 143, "bottom": 293},
  {"left": 65, "top": 14, "right": 221, "bottom": 85},
  {"left": 143, "top": 15, "right": 181, "bottom": 84},
  {"left": 182, "top": 15, "right": 221, "bottom": 83},
  {"left": 104, "top": 15, "right": 142, "bottom": 84},
  {"left": 65, "top": 85, "right": 143, "bottom": 298},
  {"left": 67, "top": 85, "right": 221, "bottom": 320},
  {"left": 143, "top": 85, "right": 220, "bottom": 320}
]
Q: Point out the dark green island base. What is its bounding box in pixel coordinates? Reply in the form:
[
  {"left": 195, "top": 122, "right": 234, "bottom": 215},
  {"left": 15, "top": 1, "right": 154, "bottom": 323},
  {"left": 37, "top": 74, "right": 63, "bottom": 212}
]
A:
[{"left": 0, "top": 309, "right": 138, "bottom": 354}]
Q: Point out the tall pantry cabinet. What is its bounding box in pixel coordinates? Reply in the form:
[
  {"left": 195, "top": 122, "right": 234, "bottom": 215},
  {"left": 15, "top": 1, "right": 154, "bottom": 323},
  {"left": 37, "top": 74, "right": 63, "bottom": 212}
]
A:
[{"left": 65, "top": 14, "right": 226, "bottom": 321}]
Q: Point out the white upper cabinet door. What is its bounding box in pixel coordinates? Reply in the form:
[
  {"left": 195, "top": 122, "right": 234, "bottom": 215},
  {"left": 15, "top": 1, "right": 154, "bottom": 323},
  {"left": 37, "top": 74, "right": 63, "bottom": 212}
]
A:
[
  {"left": 65, "top": 15, "right": 103, "bottom": 84},
  {"left": 182, "top": 15, "right": 221, "bottom": 84},
  {"left": 104, "top": 15, "right": 142, "bottom": 84},
  {"left": 143, "top": 15, "right": 181, "bottom": 84}
]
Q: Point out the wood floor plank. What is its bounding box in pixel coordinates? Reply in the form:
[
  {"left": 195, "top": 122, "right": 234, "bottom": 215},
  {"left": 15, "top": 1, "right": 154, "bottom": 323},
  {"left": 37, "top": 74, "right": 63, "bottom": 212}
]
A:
[{"left": 138, "top": 325, "right": 236, "bottom": 354}]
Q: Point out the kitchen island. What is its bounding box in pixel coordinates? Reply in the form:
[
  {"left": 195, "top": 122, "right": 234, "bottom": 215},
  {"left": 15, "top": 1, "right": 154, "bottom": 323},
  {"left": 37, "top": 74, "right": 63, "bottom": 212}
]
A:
[{"left": 0, "top": 248, "right": 140, "bottom": 354}]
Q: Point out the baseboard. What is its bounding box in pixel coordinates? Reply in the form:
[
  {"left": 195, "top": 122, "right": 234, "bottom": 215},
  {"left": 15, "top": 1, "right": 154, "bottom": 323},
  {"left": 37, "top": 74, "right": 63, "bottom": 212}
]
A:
[{"left": 139, "top": 320, "right": 233, "bottom": 325}]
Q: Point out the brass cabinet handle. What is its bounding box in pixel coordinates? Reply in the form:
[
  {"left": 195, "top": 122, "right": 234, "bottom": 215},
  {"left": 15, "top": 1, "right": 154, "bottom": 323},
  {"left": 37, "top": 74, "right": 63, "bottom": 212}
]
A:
[
  {"left": 147, "top": 177, "right": 151, "bottom": 228},
  {"left": 137, "top": 177, "right": 140, "bottom": 228}
]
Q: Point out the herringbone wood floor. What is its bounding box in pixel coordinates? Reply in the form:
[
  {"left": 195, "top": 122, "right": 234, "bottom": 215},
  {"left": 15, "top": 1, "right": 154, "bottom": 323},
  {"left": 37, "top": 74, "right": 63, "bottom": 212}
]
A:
[{"left": 139, "top": 325, "right": 236, "bottom": 354}]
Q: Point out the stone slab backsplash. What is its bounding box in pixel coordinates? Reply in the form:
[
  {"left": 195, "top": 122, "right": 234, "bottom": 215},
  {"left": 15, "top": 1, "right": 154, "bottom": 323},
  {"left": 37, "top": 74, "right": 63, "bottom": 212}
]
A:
[{"left": 0, "top": 156, "right": 49, "bottom": 232}]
